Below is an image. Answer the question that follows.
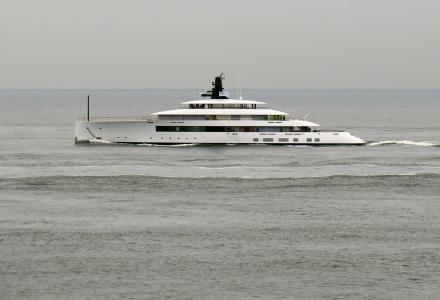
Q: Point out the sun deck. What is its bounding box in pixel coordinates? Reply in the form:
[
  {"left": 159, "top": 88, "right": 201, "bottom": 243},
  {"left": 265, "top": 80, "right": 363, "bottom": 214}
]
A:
[{"left": 152, "top": 108, "right": 288, "bottom": 116}]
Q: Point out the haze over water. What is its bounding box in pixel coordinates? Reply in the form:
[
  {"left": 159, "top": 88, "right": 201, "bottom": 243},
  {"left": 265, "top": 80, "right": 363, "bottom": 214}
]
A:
[{"left": 1, "top": 89, "right": 440, "bottom": 299}]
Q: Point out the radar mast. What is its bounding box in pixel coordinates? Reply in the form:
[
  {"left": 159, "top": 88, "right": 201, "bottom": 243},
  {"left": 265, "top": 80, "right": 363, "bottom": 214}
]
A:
[{"left": 200, "top": 73, "right": 229, "bottom": 99}]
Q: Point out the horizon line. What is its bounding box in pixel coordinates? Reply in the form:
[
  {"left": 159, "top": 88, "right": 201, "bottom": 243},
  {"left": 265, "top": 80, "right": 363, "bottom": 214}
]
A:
[{"left": 1, "top": 88, "right": 440, "bottom": 91}]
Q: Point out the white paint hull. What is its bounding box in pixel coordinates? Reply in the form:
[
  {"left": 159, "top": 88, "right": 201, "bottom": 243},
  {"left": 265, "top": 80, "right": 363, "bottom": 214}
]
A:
[{"left": 75, "top": 120, "right": 365, "bottom": 145}]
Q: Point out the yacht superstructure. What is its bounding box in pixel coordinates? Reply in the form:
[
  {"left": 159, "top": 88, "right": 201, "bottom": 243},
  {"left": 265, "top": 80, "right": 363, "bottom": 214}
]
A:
[{"left": 75, "top": 74, "right": 365, "bottom": 145}]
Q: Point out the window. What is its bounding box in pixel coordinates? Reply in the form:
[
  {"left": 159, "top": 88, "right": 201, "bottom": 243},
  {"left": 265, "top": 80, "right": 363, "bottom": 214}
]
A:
[
  {"left": 156, "top": 126, "right": 299, "bottom": 132},
  {"left": 314, "top": 138, "right": 320, "bottom": 142},
  {"left": 278, "top": 138, "right": 288, "bottom": 142},
  {"left": 156, "top": 126, "right": 222, "bottom": 132},
  {"left": 293, "top": 138, "right": 299, "bottom": 142},
  {"left": 253, "top": 138, "right": 259, "bottom": 142},
  {"left": 268, "top": 115, "right": 283, "bottom": 121},
  {"left": 307, "top": 138, "right": 312, "bottom": 142},
  {"left": 262, "top": 138, "right": 273, "bottom": 142}
]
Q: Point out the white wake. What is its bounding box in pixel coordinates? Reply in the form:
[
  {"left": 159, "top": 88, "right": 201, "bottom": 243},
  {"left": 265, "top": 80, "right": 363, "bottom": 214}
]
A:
[{"left": 368, "top": 140, "right": 440, "bottom": 147}]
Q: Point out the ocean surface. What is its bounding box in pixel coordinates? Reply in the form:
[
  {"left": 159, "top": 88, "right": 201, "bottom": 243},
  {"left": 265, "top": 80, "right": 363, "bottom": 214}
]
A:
[{"left": 1, "top": 89, "right": 439, "bottom": 299}]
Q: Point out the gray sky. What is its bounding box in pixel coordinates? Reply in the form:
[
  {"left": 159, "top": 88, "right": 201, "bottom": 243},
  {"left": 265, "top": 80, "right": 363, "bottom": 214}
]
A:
[{"left": 1, "top": 0, "right": 439, "bottom": 89}]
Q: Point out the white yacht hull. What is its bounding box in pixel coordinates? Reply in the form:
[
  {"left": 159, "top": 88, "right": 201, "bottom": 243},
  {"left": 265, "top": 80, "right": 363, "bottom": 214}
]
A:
[{"left": 75, "top": 120, "right": 365, "bottom": 145}]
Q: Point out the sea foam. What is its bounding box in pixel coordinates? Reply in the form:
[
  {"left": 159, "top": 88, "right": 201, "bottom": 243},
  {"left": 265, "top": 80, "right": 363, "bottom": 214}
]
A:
[{"left": 368, "top": 140, "right": 440, "bottom": 147}]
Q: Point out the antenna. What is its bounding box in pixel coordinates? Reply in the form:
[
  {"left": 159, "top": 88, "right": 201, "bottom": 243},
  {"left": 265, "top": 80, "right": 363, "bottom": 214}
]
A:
[
  {"left": 238, "top": 73, "right": 243, "bottom": 100},
  {"left": 87, "top": 95, "right": 90, "bottom": 122}
]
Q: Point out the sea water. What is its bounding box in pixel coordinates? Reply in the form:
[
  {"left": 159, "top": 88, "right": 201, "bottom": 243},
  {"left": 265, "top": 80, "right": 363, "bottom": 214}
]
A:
[{"left": 0, "top": 89, "right": 439, "bottom": 299}]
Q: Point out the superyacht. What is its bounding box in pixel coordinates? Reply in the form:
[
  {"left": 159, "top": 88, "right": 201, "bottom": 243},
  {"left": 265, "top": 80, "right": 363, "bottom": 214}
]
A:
[{"left": 75, "top": 74, "right": 365, "bottom": 145}]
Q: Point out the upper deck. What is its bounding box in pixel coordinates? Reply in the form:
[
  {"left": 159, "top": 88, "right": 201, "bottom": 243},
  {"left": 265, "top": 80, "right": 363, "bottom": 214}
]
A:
[
  {"left": 154, "top": 98, "right": 286, "bottom": 117},
  {"left": 152, "top": 108, "right": 288, "bottom": 116},
  {"left": 179, "top": 99, "right": 269, "bottom": 110}
]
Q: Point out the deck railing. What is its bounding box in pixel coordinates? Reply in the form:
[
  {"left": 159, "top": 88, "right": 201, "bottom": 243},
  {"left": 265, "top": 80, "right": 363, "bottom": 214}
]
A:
[{"left": 79, "top": 116, "right": 158, "bottom": 122}]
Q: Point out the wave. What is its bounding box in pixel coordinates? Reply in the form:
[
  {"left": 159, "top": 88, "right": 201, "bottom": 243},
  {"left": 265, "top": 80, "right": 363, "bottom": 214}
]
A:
[
  {"left": 196, "top": 166, "right": 247, "bottom": 170},
  {"left": 89, "top": 138, "right": 112, "bottom": 144},
  {"left": 286, "top": 145, "right": 312, "bottom": 148},
  {"left": 2, "top": 173, "right": 438, "bottom": 196},
  {"left": 3, "top": 172, "right": 440, "bottom": 181},
  {"left": 82, "top": 139, "right": 440, "bottom": 148},
  {"left": 87, "top": 140, "right": 197, "bottom": 147},
  {"left": 368, "top": 140, "right": 440, "bottom": 147},
  {"left": 136, "top": 143, "right": 196, "bottom": 147}
]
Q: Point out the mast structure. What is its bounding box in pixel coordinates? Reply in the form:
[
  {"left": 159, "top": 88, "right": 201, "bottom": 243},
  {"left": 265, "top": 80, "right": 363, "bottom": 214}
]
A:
[{"left": 200, "top": 73, "right": 229, "bottom": 99}]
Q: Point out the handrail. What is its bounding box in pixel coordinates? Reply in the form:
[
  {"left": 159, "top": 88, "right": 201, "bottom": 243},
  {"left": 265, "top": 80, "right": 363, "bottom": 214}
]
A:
[{"left": 78, "top": 116, "right": 158, "bottom": 122}]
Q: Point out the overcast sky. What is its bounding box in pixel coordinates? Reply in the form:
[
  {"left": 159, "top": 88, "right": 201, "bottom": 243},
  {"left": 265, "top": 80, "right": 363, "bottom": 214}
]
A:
[{"left": 1, "top": 0, "right": 439, "bottom": 89}]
